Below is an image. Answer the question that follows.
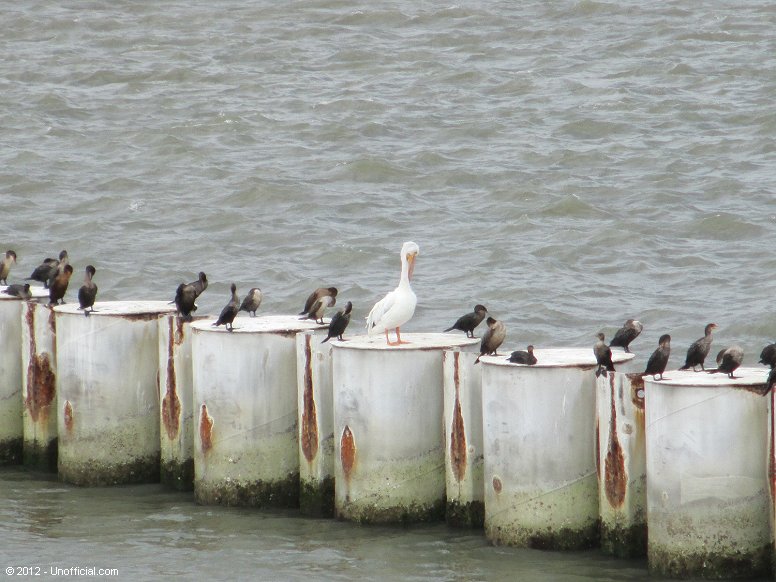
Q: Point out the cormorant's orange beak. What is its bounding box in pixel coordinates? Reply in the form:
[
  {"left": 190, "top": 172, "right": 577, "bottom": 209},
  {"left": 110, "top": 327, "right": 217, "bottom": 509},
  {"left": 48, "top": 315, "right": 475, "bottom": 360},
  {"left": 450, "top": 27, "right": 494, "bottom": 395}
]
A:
[{"left": 407, "top": 252, "right": 417, "bottom": 280}]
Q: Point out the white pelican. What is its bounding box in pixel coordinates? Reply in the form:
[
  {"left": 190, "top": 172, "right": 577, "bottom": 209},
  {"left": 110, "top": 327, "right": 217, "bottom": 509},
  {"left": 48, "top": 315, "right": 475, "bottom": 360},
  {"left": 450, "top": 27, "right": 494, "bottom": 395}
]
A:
[{"left": 366, "top": 241, "right": 419, "bottom": 345}]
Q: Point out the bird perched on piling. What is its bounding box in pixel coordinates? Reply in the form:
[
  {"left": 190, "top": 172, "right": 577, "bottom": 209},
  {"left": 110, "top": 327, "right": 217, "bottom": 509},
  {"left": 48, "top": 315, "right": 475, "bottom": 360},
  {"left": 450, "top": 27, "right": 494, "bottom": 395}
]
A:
[
  {"left": 190, "top": 271, "right": 208, "bottom": 296},
  {"left": 213, "top": 283, "right": 240, "bottom": 331},
  {"left": 48, "top": 264, "right": 73, "bottom": 306},
  {"left": 0, "top": 250, "right": 17, "bottom": 285},
  {"left": 28, "top": 250, "right": 68, "bottom": 289},
  {"left": 173, "top": 283, "right": 196, "bottom": 321},
  {"left": 173, "top": 271, "right": 209, "bottom": 321},
  {"left": 758, "top": 343, "right": 776, "bottom": 368},
  {"left": 444, "top": 304, "right": 488, "bottom": 338},
  {"left": 594, "top": 332, "right": 616, "bottom": 378},
  {"left": 679, "top": 323, "right": 718, "bottom": 371},
  {"left": 51, "top": 251, "right": 70, "bottom": 288},
  {"left": 643, "top": 334, "right": 671, "bottom": 380},
  {"left": 239, "top": 288, "right": 262, "bottom": 317},
  {"left": 28, "top": 257, "right": 57, "bottom": 288},
  {"left": 2, "top": 283, "right": 31, "bottom": 300},
  {"left": 508, "top": 345, "right": 536, "bottom": 365},
  {"left": 366, "top": 242, "right": 419, "bottom": 346},
  {"left": 77, "top": 265, "right": 98, "bottom": 315},
  {"left": 609, "top": 319, "right": 643, "bottom": 353},
  {"left": 322, "top": 301, "right": 353, "bottom": 343},
  {"left": 707, "top": 345, "right": 744, "bottom": 379},
  {"left": 299, "top": 287, "right": 337, "bottom": 319},
  {"left": 301, "top": 290, "right": 338, "bottom": 325},
  {"left": 474, "top": 317, "right": 506, "bottom": 364}
]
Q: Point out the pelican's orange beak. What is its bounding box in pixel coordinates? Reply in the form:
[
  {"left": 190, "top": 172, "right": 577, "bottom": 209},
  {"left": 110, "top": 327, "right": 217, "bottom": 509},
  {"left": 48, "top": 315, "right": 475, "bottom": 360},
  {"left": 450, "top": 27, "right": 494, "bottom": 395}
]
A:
[{"left": 407, "top": 252, "right": 417, "bottom": 280}]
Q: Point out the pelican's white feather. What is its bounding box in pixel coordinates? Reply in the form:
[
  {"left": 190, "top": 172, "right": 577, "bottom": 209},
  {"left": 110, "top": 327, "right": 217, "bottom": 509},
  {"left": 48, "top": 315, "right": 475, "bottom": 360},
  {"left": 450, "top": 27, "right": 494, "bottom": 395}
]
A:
[{"left": 365, "top": 241, "right": 419, "bottom": 341}]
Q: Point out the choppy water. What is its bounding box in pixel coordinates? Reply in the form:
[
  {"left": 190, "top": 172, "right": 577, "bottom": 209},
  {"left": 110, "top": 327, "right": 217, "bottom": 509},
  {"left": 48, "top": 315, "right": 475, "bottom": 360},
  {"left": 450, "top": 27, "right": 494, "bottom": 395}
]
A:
[{"left": 2, "top": 0, "right": 776, "bottom": 579}]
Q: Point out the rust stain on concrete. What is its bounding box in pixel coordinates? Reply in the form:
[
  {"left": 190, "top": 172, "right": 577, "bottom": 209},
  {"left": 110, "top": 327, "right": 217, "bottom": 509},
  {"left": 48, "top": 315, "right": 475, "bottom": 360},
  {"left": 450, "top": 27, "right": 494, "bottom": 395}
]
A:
[
  {"left": 340, "top": 425, "right": 356, "bottom": 480},
  {"left": 63, "top": 400, "right": 74, "bottom": 433},
  {"left": 199, "top": 403, "right": 214, "bottom": 453},
  {"left": 492, "top": 476, "right": 502, "bottom": 494},
  {"left": 300, "top": 334, "right": 319, "bottom": 464},
  {"left": 25, "top": 304, "right": 56, "bottom": 423},
  {"left": 161, "top": 316, "right": 181, "bottom": 440},
  {"left": 604, "top": 374, "right": 627, "bottom": 508},
  {"left": 450, "top": 351, "right": 467, "bottom": 482}
]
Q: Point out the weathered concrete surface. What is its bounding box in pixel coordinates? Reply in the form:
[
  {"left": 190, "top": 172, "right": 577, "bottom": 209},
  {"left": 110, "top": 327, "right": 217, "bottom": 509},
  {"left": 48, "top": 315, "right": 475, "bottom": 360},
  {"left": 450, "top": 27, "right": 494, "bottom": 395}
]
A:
[
  {"left": 0, "top": 285, "right": 48, "bottom": 465},
  {"left": 55, "top": 301, "right": 174, "bottom": 485},
  {"left": 158, "top": 314, "right": 204, "bottom": 491},
  {"left": 646, "top": 368, "right": 772, "bottom": 579},
  {"left": 332, "top": 333, "right": 479, "bottom": 524},
  {"left": 443, "top": 349, "right": 484, "bottom": 528},
  {"left": 297, "top": 331, "right": 335, "bottom": 517},
  {"left": 596, "top": 372, "right": 647, "bottom": 558},
  {"left": 21, "top": 301, "right": 58, "bottom": 471},
  {"left": 192, "top": 315, "right": 325, "bottom": 508},
  {"left": 481, "top": 348, "right": 634, "bottom": 550}
]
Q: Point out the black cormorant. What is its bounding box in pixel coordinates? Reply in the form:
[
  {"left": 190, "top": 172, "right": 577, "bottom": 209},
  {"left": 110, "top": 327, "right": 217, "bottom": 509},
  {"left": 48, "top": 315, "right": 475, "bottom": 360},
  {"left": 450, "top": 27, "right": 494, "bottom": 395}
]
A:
[
  {"left": 679, "top": 323, "right": 718, "bottom": 371},
  {"left": 643, "top": 334, "right": 671, "bottom": 380},
  {"left": 444, "top": 304, "right": 488, "bottom": 338},
  {"left": 609, "top": 319, "right": 643, "bottom": 353},
  {"left": 322, "top": 301, "right": 353, "bottom": 343},
  {"left": 77, "top": 265, "right": 97, "bottom": 316},
  {"left": 594, "top": 332, "right": 615, "bottom": 378}
]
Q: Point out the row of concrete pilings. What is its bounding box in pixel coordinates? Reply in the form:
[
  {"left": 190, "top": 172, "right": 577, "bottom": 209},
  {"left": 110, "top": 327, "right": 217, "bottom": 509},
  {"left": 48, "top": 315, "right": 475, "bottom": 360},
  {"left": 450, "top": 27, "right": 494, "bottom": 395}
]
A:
[{"left": 1, "top": 291, "right": 774, "bottom": 579}]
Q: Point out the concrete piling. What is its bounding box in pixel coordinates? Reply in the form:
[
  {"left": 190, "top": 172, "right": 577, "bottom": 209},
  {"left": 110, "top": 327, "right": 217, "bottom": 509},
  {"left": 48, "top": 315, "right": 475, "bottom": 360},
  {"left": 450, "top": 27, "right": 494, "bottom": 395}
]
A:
[
  {"left": 21, "top": 301, "right": 58, "bottom": 470},
  {"left": 191, "top": 315, "right": 326, "bottom": 508},
  {"left": 443, "top": 348, "right": 484, "bottom": 528},
  {"left": 645, "top": 368, "right": 772, "bottom": 578},
  {"left": 0, "top": 286, "right": 49, "bottom": 465},
  {"left": 770, "top": 387, "right": 776, "bottom": 579},
  {"left": 158, "top": 314, "right": 205, "bottom": 491},
  {"left": 55, "top": 301, "right": 175, "bottom": 485},
  {"left": 297, "top": 330, "right": 335, "bottom": 517},
  {"left": 332, "top": 333, "right": 479, "bottom": 524},
  {"left": 595, "top": 372, "right": 647, "bottom": 558},
  {"left": 480, "top": 348, "right": 634, "bottom": 550}
]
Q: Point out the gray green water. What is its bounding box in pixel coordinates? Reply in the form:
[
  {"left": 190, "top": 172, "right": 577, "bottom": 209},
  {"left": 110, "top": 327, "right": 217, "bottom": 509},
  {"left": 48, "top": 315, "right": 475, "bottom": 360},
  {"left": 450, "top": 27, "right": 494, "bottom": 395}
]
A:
[
  {"left": 1, "top": 468, "right": 656, "bottom": 581},
  {"left": 2, "top": 0, "right": 776, "bottom": 579}
]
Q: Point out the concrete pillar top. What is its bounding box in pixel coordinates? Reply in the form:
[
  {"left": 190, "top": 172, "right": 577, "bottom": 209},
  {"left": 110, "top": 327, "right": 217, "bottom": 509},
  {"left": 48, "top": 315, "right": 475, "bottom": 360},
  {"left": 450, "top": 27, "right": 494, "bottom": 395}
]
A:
[
  {"left": 190, "top": 314, "right": 326, "bottom": 334},
  {"left": 331, "top": 333, "right": 479, "bottom": 351},
  {"left": 478, "top": 347, "right": 635, "bottom": 368},
  {"left": 0, "top": 285, "right": 48, "bottom": 300},
  {"left": 53, "top": 300, "right": 176, "bottom": 316},
  {"left": 644, "top": 366, "right": 767, "bottom": 388}
]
